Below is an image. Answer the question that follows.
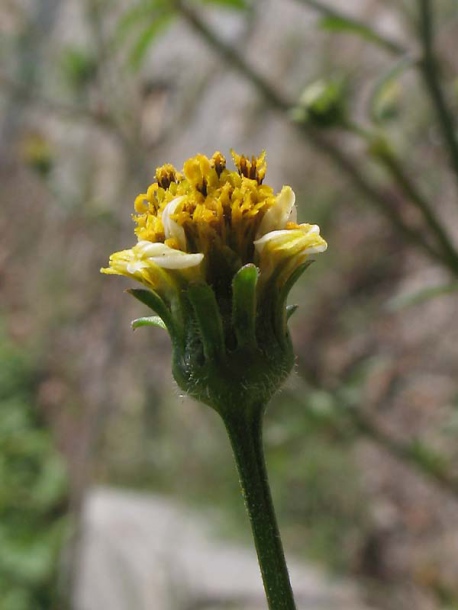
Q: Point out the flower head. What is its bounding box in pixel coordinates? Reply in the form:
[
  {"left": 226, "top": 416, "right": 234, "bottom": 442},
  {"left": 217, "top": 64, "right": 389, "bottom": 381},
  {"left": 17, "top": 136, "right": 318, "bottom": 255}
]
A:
[{"left": 102, "top": 151, "right": 327, "bottom": 413}]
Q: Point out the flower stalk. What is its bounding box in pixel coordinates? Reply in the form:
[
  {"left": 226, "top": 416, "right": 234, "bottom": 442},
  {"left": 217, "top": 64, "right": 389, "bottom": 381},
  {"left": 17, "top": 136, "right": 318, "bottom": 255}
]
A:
[
  {"left": 101, "top": 150, "right": 327, "bottom": 608},
  {"left": 223, "top": 405, "right": 297, "bottom": 609}
]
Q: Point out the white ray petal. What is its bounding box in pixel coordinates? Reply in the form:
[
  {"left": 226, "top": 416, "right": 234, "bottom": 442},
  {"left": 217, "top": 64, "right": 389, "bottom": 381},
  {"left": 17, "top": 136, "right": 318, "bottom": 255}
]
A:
[
  {"left": 162, "top": 196, "right": 187, "bottom": 250},
  {"left": 256, "top": 186, "right": 296, "bottom": 238}
]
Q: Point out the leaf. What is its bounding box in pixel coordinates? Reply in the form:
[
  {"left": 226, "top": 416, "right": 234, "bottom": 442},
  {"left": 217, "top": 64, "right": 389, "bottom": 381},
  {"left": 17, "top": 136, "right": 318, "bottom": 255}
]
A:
[
  {"left": 127, "top": 288, "right": 174, "bottom": 330},
  {"left": 115, "top": 0, "right": 172, "bottom": 42},
  {"left": 131, "top": 316, "right": 167, "bottom": 330},
  {"left": 320, "top": 15, "right": 380, "bottom": 38},
  {"left": 369, "top": 56, "right": 414, "bottom": 124},
  {"left": 113, "top": 0, "right": 174, "bottom": 69},
  {"left": 187, "top": 284, "right": 225, "bottom": 361},
  {"left": 196, "top": 0, "right": 247, "bottom": 9},
  {"left": 319, "top": 15, "right": 403, "bottom": 55},
  {"left": 386, "top": 281, "right": 458, "bottom": 311},
  {"left": 408, "top": 439, "right": 449, "bottom": 478},
  {"left": 128, "top": 14, "right": 173, "bottom": 70},
  {"left": 232, "top": 264, "right": 258, "bottom": 349}
]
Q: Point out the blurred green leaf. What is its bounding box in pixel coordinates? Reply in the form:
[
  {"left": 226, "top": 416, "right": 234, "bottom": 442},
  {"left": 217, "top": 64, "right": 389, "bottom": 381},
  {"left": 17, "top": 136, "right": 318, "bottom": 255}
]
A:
[
  {"left": 60, "top": 47, "right": 98, "bottom": 92},
  {"left": 115, "top": 0, "right": 175, "bottom": 70},
  {"left": 196, "top": 0, "right": 247, "bottom": 8},
  {"left": 318, "top": 12, "right": 405, "bottom": 54},
  {"left": 116, "top": 0, "right": 172, "bottom": 38},
  {"left": 408, "top": 439, "right": 449, "bottom": 478},
  {"left": 386, "top": 281, "right": 458, "bottom": 311},
  {"left": 0, "top": 326, "right": 69, "bottom": 609},
  {"left": 291, "top": 78, "right": 347, "bottom": 128},
  {"left": 319, "top": 15, "right": 384, "bottom": 43},
  {"left": 129, "top": 15, "right": 174, "bottom": 70},
  {"left": 369, "top": 57, "right": 413, "bottom": 124}
]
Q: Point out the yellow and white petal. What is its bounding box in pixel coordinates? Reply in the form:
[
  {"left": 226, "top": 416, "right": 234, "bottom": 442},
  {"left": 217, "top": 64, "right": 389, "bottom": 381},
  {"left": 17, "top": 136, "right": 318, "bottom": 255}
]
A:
[
  {"left": 254, "top": 224, "right": 327, "bottom": 282},
  {"left": 254, "top": 224, "right": 327, "bottom": 256},
  {"left": 256, "top": 186, "right": 297, "bottom": 238},
  {"left": 101, "top": 241, "right": 204, "bottom": 282},
  {"left": 132, "top": 241, "right": 204, "bottom": 270},
  {"left": 161, "top": 196, "right": 187, "bottom": 251}
]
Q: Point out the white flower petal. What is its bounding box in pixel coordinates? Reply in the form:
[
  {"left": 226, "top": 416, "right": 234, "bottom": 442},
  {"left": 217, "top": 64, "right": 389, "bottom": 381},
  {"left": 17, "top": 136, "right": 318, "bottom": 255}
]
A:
[
  {"left": 254, "top": 224, "right": 327, "bottom": 256},
  {"left": 135, "top": 240, "right": 203, "bottom": 270},
  {"left": 256, "top": 186, "right": 296, "bottom": 238},
  {"left": 162, "top": 196, "right": 187, "bottom": 250},
  {"left": 254, "top": 229, "right": 293, "bottom": 252}
]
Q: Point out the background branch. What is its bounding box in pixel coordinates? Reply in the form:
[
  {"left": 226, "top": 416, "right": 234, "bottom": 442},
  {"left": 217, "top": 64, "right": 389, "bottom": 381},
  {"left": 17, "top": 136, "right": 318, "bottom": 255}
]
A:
[
  {"left": 417, "top": 0, "right": 458, "bottom": 188},
  {"left": 176, "top": 1, "right": 450, "bottom": 269}
]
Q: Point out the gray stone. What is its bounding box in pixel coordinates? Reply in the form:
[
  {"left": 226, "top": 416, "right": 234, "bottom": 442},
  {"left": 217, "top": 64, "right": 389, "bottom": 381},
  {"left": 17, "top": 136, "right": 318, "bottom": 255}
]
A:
[{"left": 75, "top": 487, "right": 371, "bottom": 610}]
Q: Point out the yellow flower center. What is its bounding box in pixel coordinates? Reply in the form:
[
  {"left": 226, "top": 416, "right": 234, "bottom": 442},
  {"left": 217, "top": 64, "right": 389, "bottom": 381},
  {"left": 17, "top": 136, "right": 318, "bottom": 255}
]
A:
[{"left": 133, "top": 151, "right": 277, "bottom": 267}]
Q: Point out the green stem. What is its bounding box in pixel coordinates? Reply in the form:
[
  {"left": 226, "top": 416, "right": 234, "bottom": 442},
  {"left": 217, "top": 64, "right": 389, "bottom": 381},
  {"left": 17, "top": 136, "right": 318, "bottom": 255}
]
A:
[
  {"left": 222, "top": 407, "right": 297, "bottom": 610},
  {"left": 417, "top": 0, "right": 458, "bottom": 186}
]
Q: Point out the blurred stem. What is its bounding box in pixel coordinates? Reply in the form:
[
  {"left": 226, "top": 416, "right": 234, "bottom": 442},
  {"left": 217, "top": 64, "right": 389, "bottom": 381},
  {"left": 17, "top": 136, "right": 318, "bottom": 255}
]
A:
[
  {"left": 417, "top": 0, "right": 458, "bottom": 186},
  {"left": 288, "top": 382, "right": 458, "bottom": 502},
  {"left": 344, "top": 119, "right": 458, "bottom": 275},
  {"left": 176, "top": 1, "right": 444, "bottom": 266},
  {"left": 175, "top": 0, "right": 287, "bottom": 111},
  {"left": 222, "top": 407, "right": 297, "bottom": 610},
  {"left": 374, "top": 147, "right": 458, "bottom": 274},
  {"left": 293, "top": 0, "right": 407, "bottom": 56},
  {"left": 348, "top": 408, "right": 458, "bottom": 500}
]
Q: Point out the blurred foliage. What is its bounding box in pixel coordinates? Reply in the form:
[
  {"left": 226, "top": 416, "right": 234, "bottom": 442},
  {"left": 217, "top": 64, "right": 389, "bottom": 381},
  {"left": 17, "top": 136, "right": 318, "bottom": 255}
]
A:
[
  {"left": 3, "top": 0, "right": 458, "bottom": 607},
  {"left": 116, "top": 0, "right": 248, "bottom": 69},
  {"left": 60, "top": 47, "right": 98, "bottom": 94},
  {"left": 291, "top": 77, "right": 348, "bottom": 128},
  {"left": 0, "top": 328, "right": 69, "bottom": 610}
]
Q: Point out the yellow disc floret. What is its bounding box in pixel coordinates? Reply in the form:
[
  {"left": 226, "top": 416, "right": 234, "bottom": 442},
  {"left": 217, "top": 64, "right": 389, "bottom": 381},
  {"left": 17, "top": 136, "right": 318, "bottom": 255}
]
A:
[
  {"left": 132, "top": 151, "right": 283, "bottom": 270},
  {"left": 102, "top": 150, "right": 327, "bottom": 293}
]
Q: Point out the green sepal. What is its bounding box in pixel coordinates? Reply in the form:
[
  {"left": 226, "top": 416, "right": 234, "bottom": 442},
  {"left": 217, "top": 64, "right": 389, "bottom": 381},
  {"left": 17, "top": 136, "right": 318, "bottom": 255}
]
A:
[
  {"left": 131, "top": 316, "right": 167, "bottom": 330},
  {"left": 275, "top": 261, "right": 314, "bottom": 342},
  {"left": 286, "top": 304, "right": 299, "bottom": 321},
  {"left": 232, "top": 264, "right": 258, "bottom": 349},
  {"left": 187, "top": 283, "right": 225, "bottom": 362},
  {"left": 127, "top": 288, "right": 177, "bottom": 340}
]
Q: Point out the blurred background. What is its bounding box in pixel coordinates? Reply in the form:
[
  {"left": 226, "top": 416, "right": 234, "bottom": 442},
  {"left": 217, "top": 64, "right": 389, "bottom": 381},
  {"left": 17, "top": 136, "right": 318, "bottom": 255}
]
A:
[{"left": 1, "top": 0, "right": 458, "bottom": 609}]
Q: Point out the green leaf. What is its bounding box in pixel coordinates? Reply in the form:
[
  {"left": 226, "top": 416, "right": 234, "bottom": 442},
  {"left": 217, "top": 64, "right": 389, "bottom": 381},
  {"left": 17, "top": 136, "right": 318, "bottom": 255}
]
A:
[
  {"left": 292, "top": 78, "right": 347, "bottom": 128},
  {"left": 386, "top": 281, "right": 458, "bottom": 311},
  {"left": 276, "top": 261, "right": 314, "bottom": 335},
  {"left": 196, "top": 0, "right": 247, "bottom": 9},
  {"left": 127, "top": 288, "right": 175, "bottom": 333},
  {"left": 318, "top": 15, "right": 404, "bottom": 55},
  {"left": 187, "top": 284, "right": 225, "bottom": 361},
  {"left": 232, "top": 264, "right": 258, "bottom": 349},
  {"left": 128, "top": 15, "right": 173, "bottom": 70},
  {"left": 115, "top": 0, "right": 173, "bottom": 42},
  {"left": 320, "top": 15, "right": 379, "bottom": 39},
  {"left": 408, "top": 439, "right": 449, "bottom": 478},
  {"left": 113, "top": 0, "right": 174, "bottom": 69},
  {"left": 369, "top": 57, "right": 414, "bottom": 124},
  {"left": 132, "top": 316, "right": 167, "bottom": 330}
]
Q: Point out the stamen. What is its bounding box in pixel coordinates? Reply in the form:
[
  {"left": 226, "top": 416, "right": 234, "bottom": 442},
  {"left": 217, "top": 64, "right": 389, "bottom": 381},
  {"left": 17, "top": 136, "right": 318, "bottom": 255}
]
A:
[{"left": 156, "top": 164, "right": 179, "bottom": 190}]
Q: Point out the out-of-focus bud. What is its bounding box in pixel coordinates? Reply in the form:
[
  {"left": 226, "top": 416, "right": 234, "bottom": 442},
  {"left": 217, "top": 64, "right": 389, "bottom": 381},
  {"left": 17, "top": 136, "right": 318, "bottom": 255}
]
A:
[{"left": 290, "top": 78, "right": 347, "bottom": 128}]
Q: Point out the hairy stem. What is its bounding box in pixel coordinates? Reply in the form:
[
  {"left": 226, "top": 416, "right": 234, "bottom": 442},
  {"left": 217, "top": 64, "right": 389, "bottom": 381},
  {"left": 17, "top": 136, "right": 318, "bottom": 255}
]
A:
[{"left": 223, "top": 408, "right": 297, "bottom": 610}]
